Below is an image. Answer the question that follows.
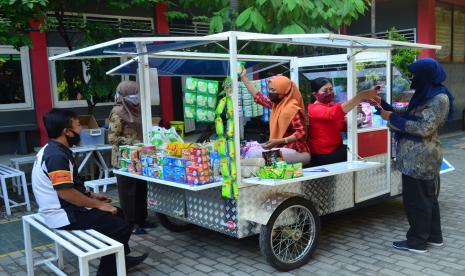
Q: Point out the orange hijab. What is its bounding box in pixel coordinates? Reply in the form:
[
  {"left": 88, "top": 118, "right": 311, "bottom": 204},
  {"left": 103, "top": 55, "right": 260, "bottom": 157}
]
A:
[{"left": 268, "top": 76, "right": 305, "bottom": 139}]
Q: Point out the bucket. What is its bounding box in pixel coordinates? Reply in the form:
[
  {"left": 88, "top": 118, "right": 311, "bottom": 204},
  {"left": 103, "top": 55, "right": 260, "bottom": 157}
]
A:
[{"left": 170, "top": 121, "right": 185, "bottom": 137}]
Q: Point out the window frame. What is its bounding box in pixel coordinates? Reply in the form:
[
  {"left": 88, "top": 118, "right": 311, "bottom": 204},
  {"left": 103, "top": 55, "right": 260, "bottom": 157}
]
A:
[
  {"left": 0, "top": 45, "right": 34, "bottom": 111},
  {"left": 48, "top": 47, "right": 126, "bottom": 108}
]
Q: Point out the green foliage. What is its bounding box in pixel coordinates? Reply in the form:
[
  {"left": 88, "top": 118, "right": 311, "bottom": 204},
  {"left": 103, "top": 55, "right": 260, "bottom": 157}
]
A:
[
  {"left": 388, "top": 27, "right": 420, "bottom": 78},
  {"left": 1, "top": 0, "right": 162, "bottom": 114},
  {"left": 0, "top": 0, "right": 48, "bottom": 48},
  {"left": 168, "top": 0, "right": 369, "bottom": 37}
]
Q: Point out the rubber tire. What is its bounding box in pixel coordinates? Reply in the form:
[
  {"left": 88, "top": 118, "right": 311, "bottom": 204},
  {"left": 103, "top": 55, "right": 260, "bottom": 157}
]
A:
[
  {"left": 155, "top": 213, "right": 195, "bottom": 232},
  {"left": 259, "top": 197, "right": 321, "bottom": 271}
]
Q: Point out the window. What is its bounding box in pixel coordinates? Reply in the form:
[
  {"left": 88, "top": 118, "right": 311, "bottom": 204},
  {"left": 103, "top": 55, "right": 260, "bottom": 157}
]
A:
[
  {"left": 436, "top": 2, "right": 465, "bottom": 63},
  {"left": 48, "top": 47, "right": 125, "bottom": 108},
  {"left": 0, "top": 46, "right": 34, "bottom": 111}
]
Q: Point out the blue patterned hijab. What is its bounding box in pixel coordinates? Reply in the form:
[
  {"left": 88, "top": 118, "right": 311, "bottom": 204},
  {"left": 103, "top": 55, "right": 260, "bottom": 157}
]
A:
[{"left": 407, "top": 58, "right": 454, "bottom": 120}]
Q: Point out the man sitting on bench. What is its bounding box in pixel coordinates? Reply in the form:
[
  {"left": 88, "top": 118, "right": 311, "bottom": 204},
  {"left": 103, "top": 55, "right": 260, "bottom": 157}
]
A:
[{"left": 31, "top": 109, "right": 147, "bottom": 276}]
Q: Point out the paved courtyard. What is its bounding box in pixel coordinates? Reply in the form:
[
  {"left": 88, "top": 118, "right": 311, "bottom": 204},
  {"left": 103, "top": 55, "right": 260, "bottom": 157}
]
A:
[{"left": 1, "top": 133, "right": 465, "bottom": 275}]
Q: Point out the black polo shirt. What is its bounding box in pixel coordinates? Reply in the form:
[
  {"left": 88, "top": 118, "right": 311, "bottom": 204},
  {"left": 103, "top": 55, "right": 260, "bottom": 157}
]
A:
[{"left": 31, "top": 140, "right": 88, "bottom": 228}]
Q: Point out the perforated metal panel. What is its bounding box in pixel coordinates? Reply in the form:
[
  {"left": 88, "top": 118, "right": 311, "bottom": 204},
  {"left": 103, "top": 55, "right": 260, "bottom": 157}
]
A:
[
  {"left": 147, "top": 184, "right": 239, "bottom": 237},
  {"left": 302, "top": 173, "right": 354, "bottom": 215},
  {"left": 355, "top": 155, "right": 389, "bottom": 203}
]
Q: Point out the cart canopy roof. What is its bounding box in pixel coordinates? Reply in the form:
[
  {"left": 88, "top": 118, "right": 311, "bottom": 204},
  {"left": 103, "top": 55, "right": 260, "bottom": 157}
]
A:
[
  {"left": 49, "top": 31, "right": 440, "bottom": 61},
  {"left": 106, "top": 52, "right": 291, "bottom": 77}
]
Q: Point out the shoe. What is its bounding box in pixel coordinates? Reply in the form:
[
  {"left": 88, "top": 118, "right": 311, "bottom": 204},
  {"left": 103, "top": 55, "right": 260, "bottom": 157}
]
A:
[
  {"left": 139, "top": 221, "right": 158, "bottom": 229},
  {"left": 132, "top": 226, "right": 147, "bottom": 235},
  {"left": 393, "top": 240, "right": 427, "bottom": 253},
  {"left": 427, "top": 239, "right": 444, "bottom": 247},
  {"left": 126, "top": 252, "right": 148, "bottom": 270}
]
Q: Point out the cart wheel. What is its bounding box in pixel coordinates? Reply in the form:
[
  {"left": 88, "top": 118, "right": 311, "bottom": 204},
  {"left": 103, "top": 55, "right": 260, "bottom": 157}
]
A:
[
  {"left": 155, "top": 213, "right": 195, "bottom": 232},
  {"left": 259, "top": 197, "right": 320, "bottom": 271}
]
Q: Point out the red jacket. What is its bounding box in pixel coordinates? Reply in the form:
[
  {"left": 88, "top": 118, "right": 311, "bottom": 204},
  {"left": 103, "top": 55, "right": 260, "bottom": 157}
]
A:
[{"left": 307, "top": 102, "right": 346, "bottom": 155}]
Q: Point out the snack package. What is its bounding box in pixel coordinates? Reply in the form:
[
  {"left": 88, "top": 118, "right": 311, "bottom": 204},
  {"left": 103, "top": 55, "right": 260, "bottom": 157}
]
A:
[
  {"left": 173, "top": 167, "right": 187, "bottom": 183},
  {"left": 197, "top": 79, "right": 208, "bottom": 93},
  {"left": 165, "top": 127, "right": 184, "bottom": 143},
  {"left": 163, "top": 157, "right": 190, "bottom": 168},
  {"left": 184, "top": 91, "right": 196, "bottom": 105},
  {"left": 206, "top": 110, "right": 216, "bottom": 122},
  {"left": 226, "top": 118, "right": 234, "bottom": 138},
  {"left": 196, "top": 108, "right": 208, "bottom": 122},
  {"left": 215, "top": 136, "right": 227, "bottom": 156},
  {"left": 226, "top": 96, "right": 234, "bottom": 118},
  {"left": 163, "top": 166, "right": 175, "bottom": 181},
  {"left": 223, "top": 77, "right": 232, "bottom": 95},
  {"left": 210, "top": 152, "right": 221, "bottom": 181},
  {"left": 186, "top": 77, "right": 198, "bottom": 91},
  {"left": 215, "top": 117, "right": 224, "bottom": 136},
  {"left": 119, "top": 145, "right": 130, "bottom": 160},
  {"left": 262, "top": 149, "right": 283, "bottom": 166},
  {"left": 129, "top": 146, "right": 142, "bottom": 162},
  {"left": 207, "top": 80, "right": 219, "bottom": 95},
  {"left": 142, "top": 145, "right": 155, "bottom": 155},
  {"left": 207, "top": 96, "right": 217, "bottom": 109},
  {"left": 196, "top": 94, "right": 208, "bottom": 108},
  {"left": 215, "top": 97, "right": 227, "bottom": 115},
  {"left": 227, "top": 139, "right": 235, "bottom": 158},
  {"left": 184, "top": 104, "right": 196, "bottom": 119},
  {"left": 119, "top": 159, "right": 129, "bottom": 171}
]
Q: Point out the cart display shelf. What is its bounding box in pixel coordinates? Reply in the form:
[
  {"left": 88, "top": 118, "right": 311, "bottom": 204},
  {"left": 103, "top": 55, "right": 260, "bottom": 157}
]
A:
[
  {"left": 113, "top": 169, "right": 223, "bottom": 191},
  {"left": 243, "top": 161, "right": 383, "bottom": 186}
]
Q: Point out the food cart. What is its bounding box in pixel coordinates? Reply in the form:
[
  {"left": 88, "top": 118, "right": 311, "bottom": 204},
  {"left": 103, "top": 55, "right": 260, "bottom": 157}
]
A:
[{"left": 49, "top": 32, "right": 440, "bottom": 271}]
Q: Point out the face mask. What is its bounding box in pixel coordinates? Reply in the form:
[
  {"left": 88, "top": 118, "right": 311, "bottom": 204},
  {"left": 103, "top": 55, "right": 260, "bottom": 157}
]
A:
[
  {"left": 268, "top": 93, "right": 281, "bottom": 104},
  {"left": 66, "top": 129, "right": 81, "bottom": 147},
  {"left": 313, "top": 92, "right": 334, "bottom": 104}
]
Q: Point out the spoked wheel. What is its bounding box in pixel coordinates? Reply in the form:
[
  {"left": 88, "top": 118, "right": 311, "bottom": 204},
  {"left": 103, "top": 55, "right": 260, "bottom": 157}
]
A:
[
  {"left": 259, "top": 197, "right": 320, "bottom": 271},
  {"left": 155, "top": 213, "right": 195, "bottom": 232}
]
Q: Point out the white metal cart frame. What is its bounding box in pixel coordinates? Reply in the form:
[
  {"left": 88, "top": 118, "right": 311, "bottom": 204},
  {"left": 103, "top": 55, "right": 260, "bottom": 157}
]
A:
[{"left": 49, "top": 32, "right": 440, "bottom": 271}]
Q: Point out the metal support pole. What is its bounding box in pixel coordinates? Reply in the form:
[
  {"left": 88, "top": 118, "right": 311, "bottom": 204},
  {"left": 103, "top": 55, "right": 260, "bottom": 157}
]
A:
[
  {"left": 228, "top": 32, "right": 242, "bottom": 183},
  {"left": 346, "top": 47, "right": 358, "bottom": 162},
  {"left": 386, "top": 49, "right": 392, "bottom": 190},
  {"left": 136, "top": 43, "right": 153, "bottom": 145},
  {"left": 290, "top": 57, "right": 299, "bottom": 87}
]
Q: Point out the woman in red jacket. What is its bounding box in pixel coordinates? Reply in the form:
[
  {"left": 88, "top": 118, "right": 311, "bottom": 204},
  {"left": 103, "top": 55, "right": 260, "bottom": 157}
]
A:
[{"left": 308, "top": 78, "right": 379, "bottom": 166}]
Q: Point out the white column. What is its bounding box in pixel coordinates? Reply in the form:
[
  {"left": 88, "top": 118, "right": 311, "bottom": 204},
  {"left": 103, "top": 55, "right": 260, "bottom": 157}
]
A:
[
  {"left": 346, "top": 48, "right": 358, "bottom": 162},
  {"left": 136, "top": 43, "right": 153, "bottom": 145},
  {"left": 386, "top": 49, "right": 392, "bottom": 190},
  {"left": 290, "top": 57, "right": 299, "bottom": 86},
  {"left": 228, "top": 32, "right": 242, "bottom": 183}
]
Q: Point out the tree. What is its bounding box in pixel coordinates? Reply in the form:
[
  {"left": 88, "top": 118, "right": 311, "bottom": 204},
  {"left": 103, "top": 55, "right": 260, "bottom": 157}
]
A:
[
  {"left": 1, "top": 0, "right": 162, "bottom": 114},
  {"left": 167, "top": 0, "right": 369, "bottom": 36}
]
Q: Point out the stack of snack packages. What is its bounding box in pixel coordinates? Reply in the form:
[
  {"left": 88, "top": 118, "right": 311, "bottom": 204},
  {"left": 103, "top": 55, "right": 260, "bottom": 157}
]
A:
[
  {"left": 238, "top": 81, "right": 264, "bottom": 118},
  {"left": 186, "top": 148, "right": 213, "bottom": 185},
  {"left": 162, "top": 156, "right": 189, "bottom": 183},
  {"left": 119, "top": 144, "right": 163, "bottom": 178},
  {"left": 260, "top": 78, "right": 270, "bottom": 122},
  {"left": 258, "top": 161, "right": 304, "bottom": 180},
  {"left": 215, "top": 77, "right": 239, "bottom": 199},
  {"left": 184, "top": 77, "right": 218, "bottom": 123}
]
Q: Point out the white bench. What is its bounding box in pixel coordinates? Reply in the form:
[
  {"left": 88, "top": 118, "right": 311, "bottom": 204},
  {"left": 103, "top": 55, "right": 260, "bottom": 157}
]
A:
[
  {"left": 10, "top": 155, "right": 36, "bottom": 194},
  {"left": 84, "top": 177, "right": 117, "bottom": 193},
  {"left": 0, "top": 164, "right": 31, "bottom": 216},
  {"left": 23, "top": 214, "right": 126, "bottom": 276}
]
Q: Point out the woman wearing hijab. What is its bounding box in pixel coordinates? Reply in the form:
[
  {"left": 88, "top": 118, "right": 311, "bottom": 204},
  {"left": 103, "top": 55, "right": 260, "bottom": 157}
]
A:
[
  {"left": 108, "top": 81, "right": 155, "bottom": 235},
  {"left": 308, "top": 78, "right": 379, "bottom": 166},
  {"left": 376, "top": 58, "right": 453, "bottom": 253},
  {"left": 240, "top": 69, "right": 311, "bottom": 165}
]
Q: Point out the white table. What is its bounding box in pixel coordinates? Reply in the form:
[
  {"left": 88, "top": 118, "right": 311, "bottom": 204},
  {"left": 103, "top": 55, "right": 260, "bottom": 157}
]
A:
[
  {"left": 34, "top": 144, "right": 113, "bottom": 179},
  {"left": 71, "top": 145, "right": 113, "bottom": 179},
  {"left": 243, "top": 161, "right": 383, "bottom": 186}
]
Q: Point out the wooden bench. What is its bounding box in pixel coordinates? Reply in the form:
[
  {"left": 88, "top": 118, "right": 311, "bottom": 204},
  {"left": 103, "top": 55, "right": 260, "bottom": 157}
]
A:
[
  {"left": 84, "top": 177, "right": 117, "bottom": 193},
  {"left": 0, "top": 164, "right": 31, "bottom": 216},
  {"left": 23, "top": 213, "right": 126, "bottom": 276}
]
